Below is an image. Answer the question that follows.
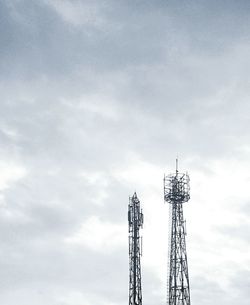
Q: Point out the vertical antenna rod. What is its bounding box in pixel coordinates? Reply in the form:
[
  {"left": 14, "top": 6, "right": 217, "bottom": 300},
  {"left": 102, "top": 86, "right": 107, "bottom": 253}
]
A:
[
  {"left": 164, "top": 163, "right": 191, "bottom": 305},
  {"left": 128, "top": 192, "right": 143, "bottom": 305}
]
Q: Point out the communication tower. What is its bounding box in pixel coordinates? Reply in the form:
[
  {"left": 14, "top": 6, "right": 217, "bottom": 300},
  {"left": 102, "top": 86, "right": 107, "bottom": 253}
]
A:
[
  {"left": 128, "top": 192, "right": 143, "bottom": 305},
  {"left": 164, "top": 160, "right": 191, "bottom": 305}
]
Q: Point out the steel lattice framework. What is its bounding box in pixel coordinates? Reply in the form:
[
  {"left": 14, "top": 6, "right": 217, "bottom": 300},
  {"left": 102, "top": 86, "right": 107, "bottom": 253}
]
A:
[
  {"left": 164, "top": 162, "right": 191, "bottom": 305},
  {"left": 128, "top": 192, "right": 143, "bottom": 305}
]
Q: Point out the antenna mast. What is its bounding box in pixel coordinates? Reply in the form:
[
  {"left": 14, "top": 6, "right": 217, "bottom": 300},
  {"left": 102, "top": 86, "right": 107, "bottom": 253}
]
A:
[
  {"left": 164, "top": 163, "right": 191, "bottom": 305},
  {"left": 128, "top": 192, "right": 143, "bottom": 305}
]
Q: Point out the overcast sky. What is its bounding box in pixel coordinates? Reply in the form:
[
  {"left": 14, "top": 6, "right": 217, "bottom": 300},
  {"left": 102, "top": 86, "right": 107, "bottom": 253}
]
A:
[{"left": 1, "top": 0, "right": 250, "bottom": 304}]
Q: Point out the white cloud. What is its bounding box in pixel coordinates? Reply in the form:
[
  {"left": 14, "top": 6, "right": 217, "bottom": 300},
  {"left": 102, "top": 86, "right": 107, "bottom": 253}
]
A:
[
  {"left": 0, "top": 162, "right": 27, "bottom": 191},
  {"left": 61, "top": 94, "right": 121, "bottom": 121},
  {"left": 44, "top": 0, "right": 106, "bottom": 28},
  {"left": 65, "top": 216, "right": 126, "bottom": 252}
]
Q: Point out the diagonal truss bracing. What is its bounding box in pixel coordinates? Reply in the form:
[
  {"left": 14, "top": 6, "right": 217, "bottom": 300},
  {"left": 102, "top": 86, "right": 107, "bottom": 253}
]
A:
[
  {"left": 164, "top": 163, "right": 191, "bottom": 305},
  {"left": 128, "top": 192, "right": 143, "bottom": 305}
]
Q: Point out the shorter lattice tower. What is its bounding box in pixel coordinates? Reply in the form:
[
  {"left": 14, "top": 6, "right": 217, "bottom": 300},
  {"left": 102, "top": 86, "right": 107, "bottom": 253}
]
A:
[
  {"left": 164, "top": 160, "right": 191, "bottom": 305},
  {"left": 128, "top": 192, "right": 143, "bottom": 305}
]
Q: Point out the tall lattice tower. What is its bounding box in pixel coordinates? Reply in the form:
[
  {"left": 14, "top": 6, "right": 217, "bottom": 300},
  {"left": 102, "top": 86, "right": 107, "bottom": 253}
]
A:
[
  {"left": 164, "top": 160, "right": 191, "bottom": 305},
  {"left": 128, "top": 192, "right": 143, "bottom": 305}
]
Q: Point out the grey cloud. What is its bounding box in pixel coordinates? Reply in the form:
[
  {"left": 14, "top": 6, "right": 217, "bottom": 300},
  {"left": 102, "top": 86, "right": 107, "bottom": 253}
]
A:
[
  {"left": 191, "top": 276, "right": 233, "bottom": 305},
  {"left": 2, "top": 0, "right": 250, "bottom": 80},
  {"left": 1, "top": 0, "right": 250, "bottom": 305},
  {"left": 0, "top": 244, "right": 128, "bottom": 304},
  {"left": 215, "top": 220, "right": 250, "bottom": 244},
  {"left": 192, "top": 269, "right": 250, "bottom": 305}
]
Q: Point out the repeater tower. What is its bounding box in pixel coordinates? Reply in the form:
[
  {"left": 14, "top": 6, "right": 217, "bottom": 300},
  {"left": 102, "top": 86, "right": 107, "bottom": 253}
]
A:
[
  {"left": 164, "top": 160, "right": 191, "bottom": 305},
  {"left": 128, "top": 192, "right": 143, "bottom": 305}
]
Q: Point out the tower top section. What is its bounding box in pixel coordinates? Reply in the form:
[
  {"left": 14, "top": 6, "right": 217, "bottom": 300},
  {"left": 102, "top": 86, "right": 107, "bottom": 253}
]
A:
[
  {"left": 131, "top": 192, "right": 140, "bottom": 204},
  {"left": 164, "top": 164, "right": 190, "bottom": 204},
  {"left": 128, "top": 192, "right": 143, "bottom": 229}
]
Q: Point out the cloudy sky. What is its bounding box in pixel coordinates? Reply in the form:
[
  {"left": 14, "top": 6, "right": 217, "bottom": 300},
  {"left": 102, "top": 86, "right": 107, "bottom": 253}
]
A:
[{"left": 1, "top": 0, "right": 250, "bottom": 304}]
